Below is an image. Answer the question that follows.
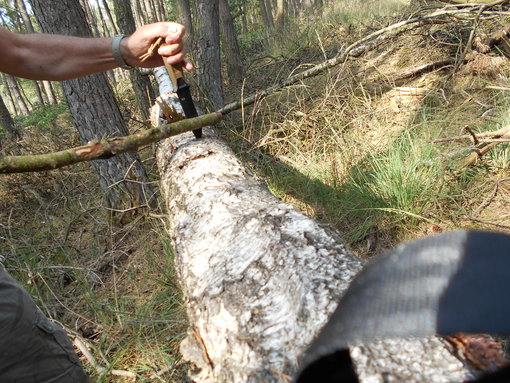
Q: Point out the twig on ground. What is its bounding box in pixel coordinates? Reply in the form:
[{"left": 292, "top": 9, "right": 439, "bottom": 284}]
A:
[
  {"left": 461, "top": 127, "right": 510, "bottom": 168},
  {"left": 395, "top": 58, "right": 458, "bottom": 80},
  {"left": 486, "top": 85, "right": 510, "bottom": 91},
  {"left": 472, "top": 182, "right": 499, "bottom": 218},
  {"left": 431, "top": 126, "right": 510, "bottom": 167},
  {"left": 469, "top": 217, "right": 510, "bottom": 229},
  {"left": 72, "top": 335, "right": 136, "bottom": 379},
  {"left": 430, "top": 127, "right": 510, "bottom": 144},
  {"left": 217, "top": 6, "right": 504, "bottom": 115},
  {"left": 464, "top": 126, "right": 480, "bottom": 145}
]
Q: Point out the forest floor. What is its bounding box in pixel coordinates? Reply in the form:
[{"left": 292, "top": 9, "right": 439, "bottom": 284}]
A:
[{"left": 2, "top": 1, "right": 510, "bottom": 382}]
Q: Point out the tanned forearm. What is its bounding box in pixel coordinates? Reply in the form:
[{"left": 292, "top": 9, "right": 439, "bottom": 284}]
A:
[
  {"left": 3, "top": 31, "right": 117, "bottom": 81},
  {"left": 0, "top": 22, "right": 192, "bottom": 81}
]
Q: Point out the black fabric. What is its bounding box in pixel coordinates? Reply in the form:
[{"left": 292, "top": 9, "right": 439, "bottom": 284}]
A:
[
  {"left": 438, "top": 232, "right": 510, "bottom": 334},
  {"left": 294, "top": 230, "right": 510, "bottom": 383},
  {"left": 0, "top": 266, "right": 89, "bottom": 383}
]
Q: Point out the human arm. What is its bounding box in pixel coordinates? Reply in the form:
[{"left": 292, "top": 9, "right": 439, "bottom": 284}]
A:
[{"left": 0, "top": 22, "right": 192, "bottom": 81}]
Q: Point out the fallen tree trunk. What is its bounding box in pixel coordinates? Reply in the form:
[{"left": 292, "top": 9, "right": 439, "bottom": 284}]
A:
[
  {"left": 154, "top": 90, "right": 363, "bottom": 381},
  {"left": 152, "top": 63, "right": 481, "bottom": 381}
]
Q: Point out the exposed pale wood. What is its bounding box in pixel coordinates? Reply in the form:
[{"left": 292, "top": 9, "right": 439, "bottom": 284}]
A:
[{"left": 154, "top": 98, "right": 363, "bottom": 382}]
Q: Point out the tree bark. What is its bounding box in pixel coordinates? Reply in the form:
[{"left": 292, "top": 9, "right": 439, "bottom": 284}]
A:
[
  {"left": 42, "top": 81, "right": 58, "bottom": 105},
  {"left": 0, "top": 112, "right": 220, "bottom": 173},
  {"left": 276, "top": 0, "right": 285, "bottom": 32},
  {"left": 97, "top": 2, "right": 112, "bottom": 36},
  {"left": 139, "top": 0, "right": 152, "bottom": 23},
  {"left": 113, "top": 0, "right": 155, "bottom": 121},
  {"left": 259, "top": 0, "right": 274, "bottom": 29},
  {"left": 219, "top": 0, "right": 244, "bottom": 85},
  {"left": 152, "top": 71, "right": 477, "bottom": 383},
  {"left": 5, "top": 75, "right": 29, "bottom": 115},
  {"left": 144, "top": 0, "right": 157, "bottom": 22},
  {"left": 174, "top": 0, "right": 194, "bottom": 49},
  {"left": 80, "top": 0, "right": 101, "bottom": 37},
  {"left": 0, "top": 94, "right": 19, "bottom": 139},
  {"left": 13, "top": 0, "right": 45, "bottom": 106},
  {"left": 133, "top": 0, "right": 147, "bottom": 27},
  {"left": 100, "top": 0, "right": 119, "bottom": 35},
  {"left": 195, "top": 0, "right": 224, "bottom": 110},
  {"left": 29, "top": 0, "right": 155, "bottom": 209},
  {"left": 157, "top": 0, "right": 166, "bottom": 20},
  {"left": 240, "top": 5, "right": 248, "bottom": 33},
  {"left": 2, "top": 74, "right": 19, "bottom": 115}
]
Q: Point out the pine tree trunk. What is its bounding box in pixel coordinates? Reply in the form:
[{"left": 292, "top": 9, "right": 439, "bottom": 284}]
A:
[
  {"left": 144, "top": 0, "right": 157, "bottom": 22},
  {"left": 133, "top": 0, "right": 146, "bottom": 27},
  {"left": 5, "top": 75, "right": 29, "bottom": 115},
  {"left": 80, "top": 0, "right": 101, "bottom": 37},
  {"left": 17, "top": 80, "right": 33, "bottom": 109},
  {"left": 195, "top": 0, "right": 224, "bottom": 110},
  {"left": 97, "top": 3, "right": 112, "bottom": 36},
  {"left": 33, "top": 82, "right": 44, "bottom": 106},
  {"left": 259, "top": 0, "right": 274, "bottom": 28},
  {"left": 112, "top": 0, "right": 156, "bottom": 121},
  {"left": 15, "top": 0, "right": 33, "bottom": 30},
  {"left": 174, "top": 0, "right": 194, "bottom": 49},
  {"left": 29, "top": 0, "right": 155, "bottom": 209},
  {"left": 219, "top": 0, "right": 244, "bottom": 85},
  {"left": 276, "top": 0, "right": 285, "bottom": 31},
  {"left": 42, "top": 81, "right": 58, "bottom": 105},
  {"left": 240, "top": 6, "right": 248, "bottom": 32},
  {"left": 0, "top": 94, "right": 19, "bottom": 139},
  {"left": 12, "top": 1, "right": 46, "bottom": 107},
  {"left": 100, "top": 0, "right": 118, "bottom": 35},
  {"left": 140, "top": 0, "right": 152, "bottom": 23},
  {"left": 2, "top": 74, "right": 19, "bottom": 115},
  {"left": 157, "top": 0, "right": 166, "bottom": 20}
]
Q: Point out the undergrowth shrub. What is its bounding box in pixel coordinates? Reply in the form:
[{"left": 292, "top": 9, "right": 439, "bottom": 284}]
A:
[
  {"left": 340, "top": 132, "right": 443, "bottom": 242},
  {"left": 15, "top": 103, "right": 70, "bottom": 132}
]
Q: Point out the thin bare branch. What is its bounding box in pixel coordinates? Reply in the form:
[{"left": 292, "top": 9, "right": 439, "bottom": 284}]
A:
[
  {"left": 217, "top": 6, "right": 501, "bottom": 116},
  {"left": 0, "top": 112, "right": 222, "bottom": 174},
  {"left": 72, "top": 336, "right": 136, "bottom": 378}
]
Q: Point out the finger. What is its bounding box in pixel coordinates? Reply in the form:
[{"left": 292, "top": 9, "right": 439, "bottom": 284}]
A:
[
  {"left": 182, "top": 59, "right": 194, "bottom": 71},
  {"left": 164, "top": 23, "right": 185, "bottom": 44},
  {"left": 141, "top": 22, "right": 185, "bottom": 43},
  {"left": 157, "top": 42, "right": 184, "bottom": 57},
  {"left": 165, "top": 52, "right": 186, "bottom": 66}
]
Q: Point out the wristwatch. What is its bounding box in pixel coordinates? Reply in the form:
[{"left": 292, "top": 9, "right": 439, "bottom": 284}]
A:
[{"left": 112, "top": 34, "right": 132, "bottom": 70}]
